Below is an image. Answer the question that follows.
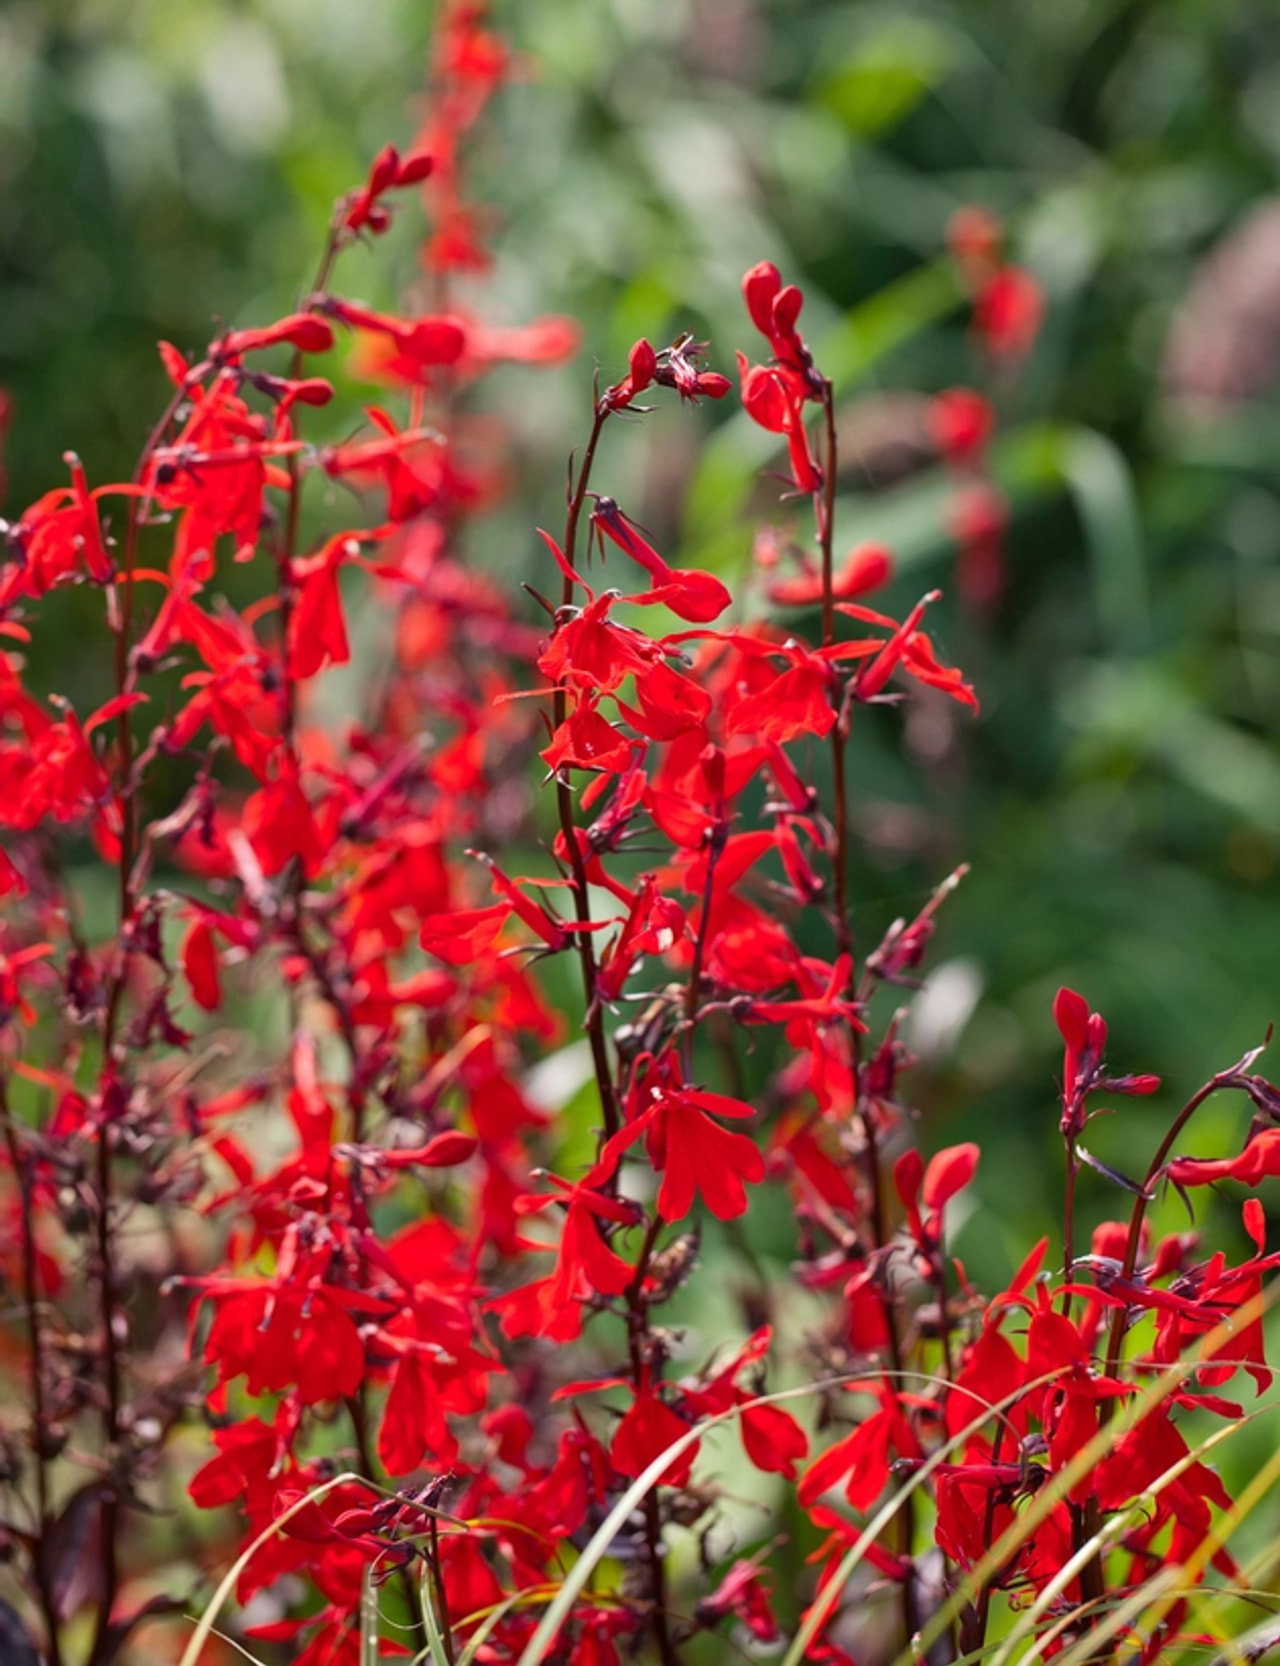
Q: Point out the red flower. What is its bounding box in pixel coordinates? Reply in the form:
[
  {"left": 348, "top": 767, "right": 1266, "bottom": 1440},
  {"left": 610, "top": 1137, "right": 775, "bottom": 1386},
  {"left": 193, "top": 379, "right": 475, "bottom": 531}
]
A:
[
  {"left": 799, "top": 1383, "right": 920, "bottom": 1511},
  {"left": 612, "top": 1391, "right": 698, "bottom": 1486},
  {"left": 181, "top": 915, "right": 222, "bottom": 1011},
  {"left": 768, "top": 541, "right": 892, "bottom": 608},
  {"left": 742, "top": 260, "right": 823, "bottom": 393},
  {"left": 588, "top": 496, "right": 731, "bottom": 623},
  {"left": 214, "top": 311, "right": 335, "bottom": 359},
  {"left": 602, "top": 1084, "right": 766, "bottom": 1222},
  {"left": 340, "top": 143, "right": 434, "bottom": 238}
]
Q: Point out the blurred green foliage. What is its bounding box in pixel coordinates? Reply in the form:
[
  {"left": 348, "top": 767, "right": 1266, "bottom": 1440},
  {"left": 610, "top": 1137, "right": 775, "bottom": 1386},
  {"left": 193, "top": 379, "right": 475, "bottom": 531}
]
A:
[{"left": 8, "top": 0, "right": 1280, "bottom": 1538}]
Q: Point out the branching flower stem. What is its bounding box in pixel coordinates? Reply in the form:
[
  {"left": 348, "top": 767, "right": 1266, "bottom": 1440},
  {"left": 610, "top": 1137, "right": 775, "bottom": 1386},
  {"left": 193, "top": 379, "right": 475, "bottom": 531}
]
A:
[
  {"left": 1102, "top": 1074, "right": 1230, "bottom": 1387},
  {"left": 552, "top": 405, "right": 621, "bottom": 1141},
  {"left": 624, "top": 1212, "right": 680, "bottom": 1666},
  {"left": 816, "top": 378, "right": 919, "bottom": 1645},
  {"left": 1, "top": 1074, "right": 63, "bottom": 1666}
]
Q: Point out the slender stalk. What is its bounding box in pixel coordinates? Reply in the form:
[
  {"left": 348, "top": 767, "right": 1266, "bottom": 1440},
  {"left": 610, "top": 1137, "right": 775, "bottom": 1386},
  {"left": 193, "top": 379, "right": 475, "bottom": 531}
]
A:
[
  {"left": 969, "top": 1420, "right": 1007, "bottom": 1649},
  {"left": 1060, "top": 1137, "right": 1078, "bottom": 1321},
  {"left": 815, "top": 379, "right": 918, "bottom": 1643},
  {"left": 1, "top": 1078, "right": 64, "bottom": 1666},
  {"left": 87, "top": 415, "right": 167, "bottom": 1664},
  {"left": 623, "top": 1212, "right": 680, "bottom": 1666},
  {"left": 818, "top": 383, "right": 838, "bottom": 651},
  {"left": 288, "top": 914, "right": 370, "bottom": 1140},
  {"left": 427, "top": 1514, "right": 457, "bottom": 1666},
  {"left": 86, "top": 356, "right": 221, "bottom": 1666},
  {"left": 682, "top": 805, "right": 727, "bottom": 1078},
  {"left": 347, "top": 1392, "right": 431, "bottom": 1658},
  {"left": 89, "top": 219, "right": 345, "bottom": 1666},
  {"left": 551, "top": 407, "right": 620, "bottom": 1139},
  {"left": 1102, "top": 1075, "right": 1225, "bottom": 1386},
  {"left": 818, "top": 386, "right": 856, "bottom": 997},
  {"left": 1071, "top": 1073, "right": 1226, "bottom": 1648},
  {"left": 931, "top": 1249, "right": 955, "bottom": 1383},
  {"left": 280, "top": 231, "right": 344, "bottom": 750}
]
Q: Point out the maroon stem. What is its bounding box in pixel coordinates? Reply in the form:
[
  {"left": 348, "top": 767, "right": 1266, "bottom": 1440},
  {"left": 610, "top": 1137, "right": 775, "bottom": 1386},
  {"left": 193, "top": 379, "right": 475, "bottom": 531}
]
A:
[
  {"left": 1070, "top": 1074, "right": 1226, "bottom": 1642},
  {"left": 816, "top": 378, "right": 918, "bottom": 1643},
  {"left": 551, "top": 406, "right": 620, "bottom": 1139},
  {"left": 1102, "top": 1074, "right": 1227, "bottom": 1386},
  {"left": 623, "top": 1213, "right": 680, "bottom": 1666},
  {"left": 347, "top": 1391, "right": 431, "bottom": 1656},
  {"left": 2, "top": 1078, "right": 64, "bottom": 1666},
  {"left": 88, "top": 360, "right": 208, "bottom": 1666},
  {"left": 682, "top": 807, "right": 727, "bottom": 1077},
  {"left": 280, "top": 228, "right": 344, "bottom": 751},
  {"left": 1060, "top": 1137, "right": 1078, "bottom": 1321}
]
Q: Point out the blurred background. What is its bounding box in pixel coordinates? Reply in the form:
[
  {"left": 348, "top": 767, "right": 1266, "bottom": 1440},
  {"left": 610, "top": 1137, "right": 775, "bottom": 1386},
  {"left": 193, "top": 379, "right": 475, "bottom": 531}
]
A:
[{"left": 6, "top": 0, "right": 1280, "bottom": 1362}]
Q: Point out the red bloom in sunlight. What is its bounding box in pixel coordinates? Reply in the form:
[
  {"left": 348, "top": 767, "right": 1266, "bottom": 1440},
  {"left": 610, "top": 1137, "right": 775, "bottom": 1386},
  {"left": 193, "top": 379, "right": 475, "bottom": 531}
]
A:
[
  {"left": 894, "top": 1141, "right": 979, "bottom": 1251},
  {"left": 505, "top": 1167, "right": 641, "bottom": 1335},
  {"left": 1166, "top": 1128, "right": 1280, "bottom": 1189},
  {"left": 839, "top": 593, "right": 979, "bottom": 711},
  {"left": 536, "top": 560, "right": 667, "bottom": 692},
  {"left": 589, "top": 497, "right": 731, "bottom": 622},
  {"left": 197, "top": 1281, "right": 367, "bottom": 1404},
  {"left": 3, "top": 454, "right": 124, "bottom": 605},
  {"left": 612, "top": 1390, "right": 697, "bottom": 1486},
  {"left": 738, "top": 357, "right": 823, "bottom": 494},
  {"left": 680, "top": 1328, "right": 809, "bottom": 1481},
  {"left": 188, "top": 1416, "right": 290, "bottom": 1511},
  {"left": 603, "top": 1085, "right": 766, "bottom": 1222},
  {"left": 768, "top": 541, "right": 892, "bottom": 608},
  {"left": 181, "top": 915, "right": 222, "bottom": 1011},
  {"left": 319, "top": 297, "right": 468, "bottom": 375},
  {"left": 1054, "top": 986, "right": 1159, "bottom": 1139},
  {"left": 288, "top": 535, "right": 360, "bottom": 680},
  {"left": 321, "top": 409, "right": 446, "bottom": 520},
  {"left": 799, "top": 1384, "right": 921, "bottom": 1511},
  {"left": 742, "top": 260, "right": 823, "bottom": 394},
  {"left": 724, "top": 649, "right": 835, "bottom": 743},
  {"left": 142, "top": 372, "right": 289, "bottom": 565},
  {"left": 595, "top": 874, "right": 687, "bottom": 1003},
  {"left": 214, "top": 312, "right": 336, "bottom": 359}
]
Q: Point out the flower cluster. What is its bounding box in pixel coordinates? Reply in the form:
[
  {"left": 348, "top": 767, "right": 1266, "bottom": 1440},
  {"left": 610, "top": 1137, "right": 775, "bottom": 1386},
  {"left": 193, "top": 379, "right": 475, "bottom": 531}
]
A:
[{"left": 1, "top": 8, "right": 1279, "bottom": 1666}]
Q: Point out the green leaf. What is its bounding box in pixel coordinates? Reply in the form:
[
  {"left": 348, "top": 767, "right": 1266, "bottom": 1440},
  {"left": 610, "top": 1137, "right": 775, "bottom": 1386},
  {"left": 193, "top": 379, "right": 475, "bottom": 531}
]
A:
[{"left": 816, "top": 19, "right": 954, "bottom": 137}]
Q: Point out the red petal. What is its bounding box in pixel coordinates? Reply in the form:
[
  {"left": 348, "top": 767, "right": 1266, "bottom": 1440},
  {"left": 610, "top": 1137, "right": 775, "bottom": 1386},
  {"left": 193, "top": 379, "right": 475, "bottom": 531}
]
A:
[
  {"left": 922, "top": 1143, "right": 979, "bottom": 1211},
  {"left": 182, "top": 918, "right": 221, "bottom": 1012},
  {"left": 1053, "top": 987, "right": 1091, "bottom": 1052}
]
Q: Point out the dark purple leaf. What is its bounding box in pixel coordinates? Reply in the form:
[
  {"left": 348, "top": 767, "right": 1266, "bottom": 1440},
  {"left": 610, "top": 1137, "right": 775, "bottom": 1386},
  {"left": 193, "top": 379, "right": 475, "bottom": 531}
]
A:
[
  {"left": 44, "top": 1481, "right": 106, "bottom": 1621},
  {"left": 0, "top": 1600, "right": 40, "bottom": 1666},
  {"left": 1076, "top": 1143, "right": 1151, "bottom": 1198}
]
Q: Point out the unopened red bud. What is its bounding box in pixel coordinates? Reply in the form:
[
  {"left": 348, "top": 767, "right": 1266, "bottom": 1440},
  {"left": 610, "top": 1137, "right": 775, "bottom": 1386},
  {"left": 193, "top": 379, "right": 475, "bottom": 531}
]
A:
[
  {"left": 629, "top": 339, "right": 657, "bottom": 388},
  {"left": 366, "top": 143, "right": 401, "bottom": 197},
  {"left": 700, "top": 743, "right": 726, "bottom": 802},
  {"left": 287, "top": 377, "right": 336, "bottom": 407},
  {"left": 217, "top": 313, "right": 335, "bottom": 358},
  {"left": 395, "top": 150, "right": 435, "bottom": 186}
]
